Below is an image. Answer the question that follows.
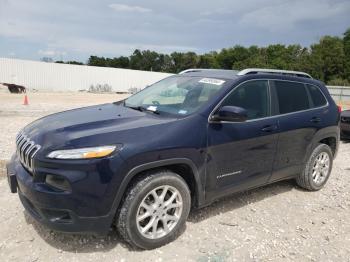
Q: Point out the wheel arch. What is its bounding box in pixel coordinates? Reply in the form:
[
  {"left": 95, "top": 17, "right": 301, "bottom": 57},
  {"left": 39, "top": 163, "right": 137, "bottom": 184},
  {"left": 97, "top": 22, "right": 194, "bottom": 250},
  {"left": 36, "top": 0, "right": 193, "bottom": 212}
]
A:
[
  {"left": 305, "top": 127, "right": 339, "bottom": 163},
  {"left": 110, "top": 158, "right": 205, "bottom": 217},
  {"left": 319, "top": 136, "right": 337, "bottom": 155}
]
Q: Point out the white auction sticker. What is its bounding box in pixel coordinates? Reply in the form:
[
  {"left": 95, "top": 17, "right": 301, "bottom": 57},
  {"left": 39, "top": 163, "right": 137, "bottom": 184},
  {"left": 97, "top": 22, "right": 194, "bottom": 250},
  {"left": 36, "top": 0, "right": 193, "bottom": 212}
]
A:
[
  {"left": 147, "top": 105, "right": 158, "bottom": 111},
  {"left": 199, "top": 78, "right": 225, "bottom": 86}
]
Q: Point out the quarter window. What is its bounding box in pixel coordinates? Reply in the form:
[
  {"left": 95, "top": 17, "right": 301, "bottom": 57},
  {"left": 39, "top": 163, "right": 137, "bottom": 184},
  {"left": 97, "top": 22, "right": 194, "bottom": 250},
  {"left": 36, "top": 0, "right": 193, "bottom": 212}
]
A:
[
  {"left": 274, "top": 81, "right": 310, "bottom": 114},
  {"left": 220, "top": 80, "right": 269, "bottom": 120},
  {"left": 306, "top": 84, "right": 327, "bottom": 107}
]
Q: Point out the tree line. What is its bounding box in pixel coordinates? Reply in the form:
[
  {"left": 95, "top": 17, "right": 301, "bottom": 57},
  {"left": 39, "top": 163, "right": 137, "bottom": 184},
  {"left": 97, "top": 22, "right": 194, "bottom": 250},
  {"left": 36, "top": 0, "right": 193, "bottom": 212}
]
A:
[{"left": 56, "top": 28, "right": 350, "bottom": 85}]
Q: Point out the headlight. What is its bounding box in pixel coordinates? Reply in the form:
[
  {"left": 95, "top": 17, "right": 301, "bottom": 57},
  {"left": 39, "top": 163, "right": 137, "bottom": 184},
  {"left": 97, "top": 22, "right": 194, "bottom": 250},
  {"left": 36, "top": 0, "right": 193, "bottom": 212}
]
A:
[{"left": 47, "top": 145, "right": 118, "bottom": 159}]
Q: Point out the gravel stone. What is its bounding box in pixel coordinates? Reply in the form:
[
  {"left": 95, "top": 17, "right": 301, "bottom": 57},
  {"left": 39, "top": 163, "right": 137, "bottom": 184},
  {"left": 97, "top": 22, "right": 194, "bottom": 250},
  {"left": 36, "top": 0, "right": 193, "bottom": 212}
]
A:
[{"left": 0, "top": 91, "right": 350, "bottom": 261}]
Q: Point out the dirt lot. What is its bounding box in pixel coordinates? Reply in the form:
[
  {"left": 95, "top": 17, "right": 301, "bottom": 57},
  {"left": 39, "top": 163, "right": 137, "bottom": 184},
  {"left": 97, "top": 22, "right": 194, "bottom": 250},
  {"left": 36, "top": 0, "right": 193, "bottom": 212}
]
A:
[{"left": 1, "top": 91, "right": 350, "bottom": 261}]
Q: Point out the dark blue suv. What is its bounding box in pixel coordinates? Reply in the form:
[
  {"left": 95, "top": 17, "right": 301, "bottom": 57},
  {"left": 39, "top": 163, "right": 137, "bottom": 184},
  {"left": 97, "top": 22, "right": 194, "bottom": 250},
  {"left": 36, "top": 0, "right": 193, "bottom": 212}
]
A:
[{"left": 7, "top": 68, "right": 340, "bottom": 249}]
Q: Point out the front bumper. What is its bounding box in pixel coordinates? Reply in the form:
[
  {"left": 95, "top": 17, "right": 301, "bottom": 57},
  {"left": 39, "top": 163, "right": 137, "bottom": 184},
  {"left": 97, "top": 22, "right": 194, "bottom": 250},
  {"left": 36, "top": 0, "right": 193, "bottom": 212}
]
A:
[
  {"left": 17, "top": 188, "right": 113, "bottom": 235},
  {"left": 6, "top": 154, "right": 125, "bottom": 235}
]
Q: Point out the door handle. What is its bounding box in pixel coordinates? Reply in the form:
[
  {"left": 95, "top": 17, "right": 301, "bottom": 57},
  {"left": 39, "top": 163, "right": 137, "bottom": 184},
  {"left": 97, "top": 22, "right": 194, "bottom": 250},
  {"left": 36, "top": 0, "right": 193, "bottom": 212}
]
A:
[
  {"left": 310, "top": 117, "right": 321, "bottom": 123},
  {"left": 261, "top": 125, "right": 278, "bottom": 132}
]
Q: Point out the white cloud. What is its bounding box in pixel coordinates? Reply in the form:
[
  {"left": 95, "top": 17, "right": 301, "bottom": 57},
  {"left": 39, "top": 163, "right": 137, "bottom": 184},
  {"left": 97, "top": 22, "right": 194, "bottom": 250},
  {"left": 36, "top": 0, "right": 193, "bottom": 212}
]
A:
[
  {"left": 109, "top": 3, "right": 152, "bottom": 13},
  {"left": 239, "top": 0, "right": 350, "bottom": 31},
  {"left": 38, "top": 50, "right": 56, "bottom": 56},
  {"left": 49, "top": 37, "right": 197, "bottom": 55},
  {"left": 38, "top": 49, "right": 66, "bottom": 57},
  {"left": 0, "top": 0, "right": 349, "bottom": 60},
  {"left": 200, "top": 8, "right": 232, "bottom": 16}
]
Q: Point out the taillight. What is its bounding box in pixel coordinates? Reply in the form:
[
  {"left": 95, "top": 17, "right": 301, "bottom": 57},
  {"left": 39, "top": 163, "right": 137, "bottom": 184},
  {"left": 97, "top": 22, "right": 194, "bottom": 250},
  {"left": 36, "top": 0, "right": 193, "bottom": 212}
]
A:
[{"left": 337, "top": 105, "right": 342, "bottom": 113}]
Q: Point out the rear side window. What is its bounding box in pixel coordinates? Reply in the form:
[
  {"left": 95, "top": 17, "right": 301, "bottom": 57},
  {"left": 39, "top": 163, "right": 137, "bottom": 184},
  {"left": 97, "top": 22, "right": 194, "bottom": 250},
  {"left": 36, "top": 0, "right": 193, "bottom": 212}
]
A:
[
  {"left": 274, "top": 81, "right": 310, "bottom": 114},
  {"left": 306, "top": 84, "right": 327, "bottom": 107}
]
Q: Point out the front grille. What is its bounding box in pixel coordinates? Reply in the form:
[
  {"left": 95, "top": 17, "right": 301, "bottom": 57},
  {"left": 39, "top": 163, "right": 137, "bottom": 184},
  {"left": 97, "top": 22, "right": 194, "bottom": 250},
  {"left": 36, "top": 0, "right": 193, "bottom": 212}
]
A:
[
  {"left": 16, "top": 132, "right": 41, "bottom": 172},
  {"left": 341, "top": 116, "right": 350, "bottom": 123}
]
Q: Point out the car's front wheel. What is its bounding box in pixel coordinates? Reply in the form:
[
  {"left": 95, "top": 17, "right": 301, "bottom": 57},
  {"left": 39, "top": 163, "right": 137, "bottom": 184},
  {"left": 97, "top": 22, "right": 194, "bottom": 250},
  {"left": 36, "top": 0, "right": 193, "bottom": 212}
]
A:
[{"left": 116, "top": 170, "right": 191, "bottom": 249}]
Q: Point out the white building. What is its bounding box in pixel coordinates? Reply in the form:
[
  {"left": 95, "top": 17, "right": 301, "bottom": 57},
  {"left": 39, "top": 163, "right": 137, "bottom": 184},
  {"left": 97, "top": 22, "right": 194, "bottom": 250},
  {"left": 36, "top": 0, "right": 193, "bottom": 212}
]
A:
[{"left": 0, "top": 58, "right": 172, "bottom": 93}]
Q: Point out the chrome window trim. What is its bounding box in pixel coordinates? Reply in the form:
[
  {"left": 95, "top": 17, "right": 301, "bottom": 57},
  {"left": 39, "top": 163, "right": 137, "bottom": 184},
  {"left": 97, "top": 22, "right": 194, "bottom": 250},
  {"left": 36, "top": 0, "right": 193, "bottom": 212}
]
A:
[{"left": 208, "top": 78, "right": 329, "bottom": 124}]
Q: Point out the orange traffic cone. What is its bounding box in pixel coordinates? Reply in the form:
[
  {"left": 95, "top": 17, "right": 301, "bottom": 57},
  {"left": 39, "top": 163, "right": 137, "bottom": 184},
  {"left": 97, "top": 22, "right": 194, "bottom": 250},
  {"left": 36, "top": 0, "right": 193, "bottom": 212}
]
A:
[{"left": 23, "top": 94, "right": 29, "bottom": 105}]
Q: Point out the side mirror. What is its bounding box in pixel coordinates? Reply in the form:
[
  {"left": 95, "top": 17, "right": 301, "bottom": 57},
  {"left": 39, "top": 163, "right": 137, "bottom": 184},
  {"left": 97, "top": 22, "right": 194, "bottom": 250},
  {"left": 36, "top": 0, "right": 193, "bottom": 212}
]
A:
[{"left": 211, "top": 106, "right": 248, "bottom": 122}]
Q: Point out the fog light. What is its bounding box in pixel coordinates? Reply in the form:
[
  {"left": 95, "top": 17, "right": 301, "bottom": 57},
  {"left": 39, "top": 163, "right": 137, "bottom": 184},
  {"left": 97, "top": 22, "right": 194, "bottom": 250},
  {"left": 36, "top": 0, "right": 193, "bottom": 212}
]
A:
[
  {"left": 45, "top": 175, "right": 71, "bottom": 192},
  {"left": 42, "top": 209, "right": 72, "bottom": 223}
]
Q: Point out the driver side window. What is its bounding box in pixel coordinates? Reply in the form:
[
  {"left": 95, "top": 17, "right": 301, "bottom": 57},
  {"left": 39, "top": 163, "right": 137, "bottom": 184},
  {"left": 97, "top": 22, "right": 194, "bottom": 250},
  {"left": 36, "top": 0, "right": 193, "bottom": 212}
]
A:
[{"left": 221, "top": 80, "right": 270, "bottom": 120}]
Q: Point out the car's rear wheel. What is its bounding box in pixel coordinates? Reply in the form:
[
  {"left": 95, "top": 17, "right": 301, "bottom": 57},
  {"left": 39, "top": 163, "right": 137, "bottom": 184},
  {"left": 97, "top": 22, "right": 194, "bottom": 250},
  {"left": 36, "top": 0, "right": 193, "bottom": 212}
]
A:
[
  {"left": 116, "top": 170, "right": 191, "bottom": 249},
  {"left": 296, "top": 143, "right": 333, "bottom": 191}
]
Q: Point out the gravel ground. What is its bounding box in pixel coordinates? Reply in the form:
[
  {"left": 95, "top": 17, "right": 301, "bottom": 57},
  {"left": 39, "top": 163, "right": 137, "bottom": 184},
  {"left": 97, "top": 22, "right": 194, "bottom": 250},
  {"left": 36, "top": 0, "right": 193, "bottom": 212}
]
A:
[{"left": 1, "top": 91, "right": 350, "bottom": 261}]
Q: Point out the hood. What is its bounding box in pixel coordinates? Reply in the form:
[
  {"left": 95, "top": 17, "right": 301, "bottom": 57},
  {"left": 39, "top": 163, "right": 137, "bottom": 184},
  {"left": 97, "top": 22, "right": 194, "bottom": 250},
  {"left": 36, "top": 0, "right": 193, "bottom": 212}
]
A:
[{"left": 22, "top": 103, "right": 177, "bottom": 151}]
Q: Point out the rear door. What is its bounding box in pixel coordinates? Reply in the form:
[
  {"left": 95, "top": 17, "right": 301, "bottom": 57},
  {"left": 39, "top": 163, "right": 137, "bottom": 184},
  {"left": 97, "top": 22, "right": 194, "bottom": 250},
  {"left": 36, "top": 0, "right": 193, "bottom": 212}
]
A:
[{"left": 269, "top": 80, "right": 328, "bottom": 182}]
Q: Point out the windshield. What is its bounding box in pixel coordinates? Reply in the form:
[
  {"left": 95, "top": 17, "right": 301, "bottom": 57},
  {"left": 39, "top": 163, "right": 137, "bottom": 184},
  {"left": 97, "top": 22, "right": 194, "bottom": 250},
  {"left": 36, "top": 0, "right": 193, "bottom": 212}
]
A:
[{"left": 124, "top": 76, "right": 228, "bottom": 116}]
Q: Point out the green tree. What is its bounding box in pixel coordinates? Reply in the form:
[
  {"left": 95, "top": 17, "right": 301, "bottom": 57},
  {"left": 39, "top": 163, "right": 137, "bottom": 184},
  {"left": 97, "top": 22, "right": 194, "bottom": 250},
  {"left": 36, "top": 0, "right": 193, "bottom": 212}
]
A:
[
  {"left": 79, "top": 28, "right": 350, "bottom": 84},
  {"left": 216, "top": 47, "right": 236, "bottom": 69},
  {"left": 67, "top": 61, "right": 84, "bottom": 65},
  {"left": 231, "top": 46, "right": 267, "bottom": 69},
  {"left": 197, "top": 52, "right": 219, "bottom": 69},
  {"left": 55, "top": 60, "right": 84, "bottom": 65},
  {"left": 116, "top": 56, "right": 130, "bottom": 68},
  {"left": 87, "top": 56, "right": 107, "bottom": 67},
  {"left": 158, "top": 54, "right": 174, "bottom": 72},
  {"left": 129, "top": 50, "right": 160, "bottom": 71},
  {"left": 344, "top": 28, "right": 350, "bottom": 81},
  {"left": 310, "top": 36, "right": 345, "bottom": 82},
  {"left": 170, "top": 52, "right": 198, "bottom": 73},
  {"left": 301, "top": 47, "right": 324, "bottom": 80},
  {"left": 129, "top": 49, "right": 143, "bottom": 70}
]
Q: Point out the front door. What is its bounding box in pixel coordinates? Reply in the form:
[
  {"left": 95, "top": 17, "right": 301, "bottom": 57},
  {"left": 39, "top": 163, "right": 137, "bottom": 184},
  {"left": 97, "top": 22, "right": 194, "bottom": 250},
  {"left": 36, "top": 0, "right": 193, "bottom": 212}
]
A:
[{"left": 205, "top": 80, "right": 279, "bottom": 200}]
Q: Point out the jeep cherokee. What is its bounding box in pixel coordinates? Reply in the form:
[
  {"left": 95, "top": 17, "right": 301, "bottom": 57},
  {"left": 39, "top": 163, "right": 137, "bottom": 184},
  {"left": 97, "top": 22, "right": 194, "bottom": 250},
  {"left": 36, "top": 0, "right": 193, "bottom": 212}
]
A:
[{"left": 7, "top": 68, "right": 340, "bottom": 249}]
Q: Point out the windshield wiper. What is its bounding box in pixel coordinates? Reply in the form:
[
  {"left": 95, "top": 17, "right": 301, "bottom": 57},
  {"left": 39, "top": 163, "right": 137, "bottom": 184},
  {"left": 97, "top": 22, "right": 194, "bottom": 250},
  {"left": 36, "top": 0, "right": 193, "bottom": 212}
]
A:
[
  {"left": 125, "top": 105, "right": 160, "bottom": 114},
  {"left": 126, "top": 105, "right": 143, "bottom": 112}
]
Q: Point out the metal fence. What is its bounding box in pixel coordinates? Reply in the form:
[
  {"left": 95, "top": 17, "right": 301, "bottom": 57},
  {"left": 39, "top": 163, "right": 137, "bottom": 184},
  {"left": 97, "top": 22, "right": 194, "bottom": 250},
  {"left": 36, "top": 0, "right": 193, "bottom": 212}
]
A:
[
  {"left": 1, "top": 58, "right": 349, "bottom": 100},
  {"left": 327, "top": 86, "right": 350, "bottom": 102},
  {"left": 0, "top": 58, "right": 172, "bottom": 93}
]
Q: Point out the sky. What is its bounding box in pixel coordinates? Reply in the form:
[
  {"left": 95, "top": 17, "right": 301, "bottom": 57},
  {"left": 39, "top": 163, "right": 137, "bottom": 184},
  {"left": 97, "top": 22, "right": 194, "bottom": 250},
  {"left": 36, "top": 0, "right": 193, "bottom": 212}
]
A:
[{"left": 0, "top": 0, "right": 350, "bottom": 62}]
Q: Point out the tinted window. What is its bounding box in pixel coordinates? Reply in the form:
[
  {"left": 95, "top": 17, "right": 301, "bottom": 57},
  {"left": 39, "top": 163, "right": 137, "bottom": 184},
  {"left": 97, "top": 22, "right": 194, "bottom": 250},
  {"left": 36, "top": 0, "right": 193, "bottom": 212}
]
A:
[
  {"left": 306, "top": 84, "right": 327, "bottom": 107},
  {"left": 274, "top": 81, "right": 310, "bottom": 114},
  {"left": 221, "top": 80, "right": 269, "bottom": 120}
]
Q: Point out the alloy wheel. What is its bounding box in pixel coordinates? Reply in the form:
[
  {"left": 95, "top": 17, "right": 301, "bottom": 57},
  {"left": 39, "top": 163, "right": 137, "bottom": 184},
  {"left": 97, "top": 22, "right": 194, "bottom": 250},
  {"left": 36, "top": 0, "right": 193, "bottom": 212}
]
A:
[
  {"left": 136, "top": 185, "right": 183, "bottom": 239},
  {"left": 312, "top": 152, "right": 330, "bottom": 185}
]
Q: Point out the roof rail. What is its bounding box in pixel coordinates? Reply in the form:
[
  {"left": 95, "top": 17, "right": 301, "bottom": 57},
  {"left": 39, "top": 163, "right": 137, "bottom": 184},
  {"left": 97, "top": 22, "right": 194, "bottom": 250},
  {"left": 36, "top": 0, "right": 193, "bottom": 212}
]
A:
[
  {"left": 179, "top": 68, "right": 228, "bottom": 74},
  {"left": 237, "top": 68, "right": 312, "bottom": 79},
  {"left": 179, "top": 69, "right": 201, "bottom": 74},
  {"left": 179, "top": 68, "right": 239, "bottom": 75}
]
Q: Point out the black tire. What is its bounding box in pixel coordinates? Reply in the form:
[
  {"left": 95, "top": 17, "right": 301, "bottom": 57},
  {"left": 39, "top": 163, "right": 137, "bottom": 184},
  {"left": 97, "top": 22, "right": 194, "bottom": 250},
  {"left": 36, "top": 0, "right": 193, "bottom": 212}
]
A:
[
  {"left": 116, "top": 170, "right": 191, "bottom": 249},
  {"left": 296, "top": 143, "right": 333, "bottom": 191}
]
